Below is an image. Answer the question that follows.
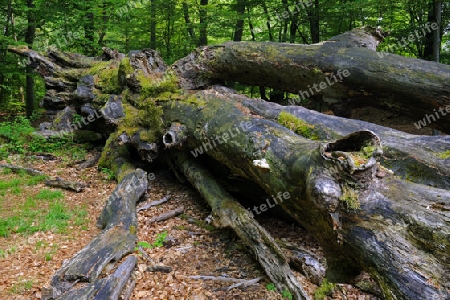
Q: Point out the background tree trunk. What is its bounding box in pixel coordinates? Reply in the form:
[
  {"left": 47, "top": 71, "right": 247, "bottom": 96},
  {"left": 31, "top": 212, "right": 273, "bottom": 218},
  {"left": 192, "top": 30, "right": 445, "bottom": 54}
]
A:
[
  {"left": 25, "top": 0, "right": 36, "bottom": 117},
  {"left": 198, "top": 0, "right": 208, "bottom": 46},
  {"left": 150, "top": 0, "right": 156, "bottom": 50}
]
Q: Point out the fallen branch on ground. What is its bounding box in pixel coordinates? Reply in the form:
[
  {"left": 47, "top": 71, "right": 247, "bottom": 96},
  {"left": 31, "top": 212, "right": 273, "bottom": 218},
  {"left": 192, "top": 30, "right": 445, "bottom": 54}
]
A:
[
  {"left": 0, "top": 163, "right": 46, "bottom": 176},
  {"left": 189, "top": 275, "right": 262, "bottom": 284},
  {"left": 137, "top": 194, "right": 171, "bottom": 212},
  {"left": 146, "top": 265, "right": 172, "bottom": 273},
  {"left": 0, "top": 163, "right": 87, "bottom": 192},
  {"left": 149, "top": 206, "right": 184, "bottom": 222},
  {"left": 45, "top": 177, "right": 87, "bottom": 192}
]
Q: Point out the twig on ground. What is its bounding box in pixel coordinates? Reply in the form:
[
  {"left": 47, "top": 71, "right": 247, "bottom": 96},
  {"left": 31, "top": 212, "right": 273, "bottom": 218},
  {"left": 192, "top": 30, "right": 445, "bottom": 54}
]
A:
[
  {"left": 138, "top": 246, "right": 154, "bottom": 263},
  {"left": 137, "top": 194, "right": 171, "bottom": 212},
  {"left": 149, "top": 206, "right": 184, "bottom": 222}
]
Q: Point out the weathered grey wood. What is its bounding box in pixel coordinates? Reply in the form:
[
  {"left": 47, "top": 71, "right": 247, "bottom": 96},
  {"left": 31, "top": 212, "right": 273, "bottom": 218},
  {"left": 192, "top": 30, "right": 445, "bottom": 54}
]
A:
[
  {"left": 137, "top": 194, "right": 171, "bottom": 212},
  {"left": 172, "top": 151, "right": 310, "bottom": 300},
  {"left": 149, "top": 206, "right": 184, "bottom": 223},
  {"left": 162, "top": 90, "right": 449, "bottom": 300},
  {"left": 172, "top": 28, "right": 450, "bottom": 131},
  {"left": 0, "top": 164, "right": 87, "bottom": 192},
  {"left": 42, "top": 170, "right": 147, "bottom": 299},
  {"left": 57, "top": 255, "right": 137, "bottom": 300},
  {"left": 45, "top": 177, "right": 86, "bottom": 192},
  {"left": 0, "top": 163, "right": 46, "bottom": 176},
  {"left": 8, "top": 28, "right": 450, "bottom": 300},
  {"left": 240, "top": 98, "right": 450, "bottom": 189}
]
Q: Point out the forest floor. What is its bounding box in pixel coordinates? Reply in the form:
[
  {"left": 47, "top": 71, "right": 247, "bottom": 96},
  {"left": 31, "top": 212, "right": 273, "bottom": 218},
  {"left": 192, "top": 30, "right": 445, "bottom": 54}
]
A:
[
  {"left": 0, "top": 151, "right": 380, "bottom": 300},
  {"left": 0, "top": 104, "right": 432, "bottom": 299}
]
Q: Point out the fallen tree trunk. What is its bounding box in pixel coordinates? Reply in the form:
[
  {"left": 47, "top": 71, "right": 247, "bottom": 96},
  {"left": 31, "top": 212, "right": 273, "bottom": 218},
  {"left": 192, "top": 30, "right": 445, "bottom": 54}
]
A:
[
  {"left": 240, "top": 98, "right": 450, "bottom": 189},
  {"left": 160, "top": 89, "right": 450, "bottom": 299},
  {"left": 8, "top": 27, "right": 450, "bottom": 299},
  {"left": 172, "top": 28, "right": 450, "bottom": 131},
  {"left": 171, "top": 151, "right": 310, "bottom": 299},
  {"left": 42, "top": 169, "right": 148, "bottom": 299}
]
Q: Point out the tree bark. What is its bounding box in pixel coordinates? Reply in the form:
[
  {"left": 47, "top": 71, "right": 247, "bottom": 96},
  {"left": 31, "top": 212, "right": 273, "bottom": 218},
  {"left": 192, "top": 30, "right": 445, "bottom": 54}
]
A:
[
  {"left": 232, "top": 0, "right": 246, "bottom": 42},
  {"left": 198, "top": 0, "right": 208, "bottom": 46},
  {"left": 42, "top": 169, "right": 148, "bottom": 299},
  {"left": 149, "top": 0, "right": 156, "bottom": 49},
  {"left": 25, "top": 0, "right": 36, "bottom": 117},
  {"left": 172, "top": 27, "right": 450, "bottom": 132},
  {"left": 159, "top": 89, "right": 450, "bottom": 299}
]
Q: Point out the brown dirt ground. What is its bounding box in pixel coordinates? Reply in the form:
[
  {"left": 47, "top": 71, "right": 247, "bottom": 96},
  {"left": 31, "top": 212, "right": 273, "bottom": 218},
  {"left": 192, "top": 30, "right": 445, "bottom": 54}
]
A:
[{"left": 0, "top": 151, "right": 380, "bottom": 300}]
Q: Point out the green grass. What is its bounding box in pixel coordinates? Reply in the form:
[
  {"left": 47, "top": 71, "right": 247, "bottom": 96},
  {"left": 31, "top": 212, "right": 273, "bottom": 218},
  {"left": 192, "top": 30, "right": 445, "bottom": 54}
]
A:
[
  {"left": 0, "top": 115, "right": 88, "bottom": 161},
  {"left": 0, "top": 170, "right": 90, "bottom": 237},
  {"left": 9, "top": 279, "right": 34, "bottom": 294},
  {"left": 0, "top": 182, "right": 86, "bottom": 237}
]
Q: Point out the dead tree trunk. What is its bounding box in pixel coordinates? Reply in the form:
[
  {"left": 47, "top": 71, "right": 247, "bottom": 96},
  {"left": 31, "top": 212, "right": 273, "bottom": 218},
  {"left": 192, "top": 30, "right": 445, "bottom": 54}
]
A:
[
  {"left": 8, "top": 26, "right": 450, "bottom": 300},
  {"left": 172, "top": 27, "right": 450, "bottom": 132}
]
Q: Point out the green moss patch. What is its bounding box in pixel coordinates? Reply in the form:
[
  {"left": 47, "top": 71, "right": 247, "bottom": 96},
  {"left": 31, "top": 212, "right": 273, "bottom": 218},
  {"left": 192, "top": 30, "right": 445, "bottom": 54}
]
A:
[
  {"left": 278, "top": 111, "right": 318, "bottom": 139},
  {"left": 437, "top": 150, "right": 450, "bottom": 159},
  {"left": 339, "top": 185, "right": 360, "bottom": 210},
  {"left": 86, "top": 61, "right": 121, "bottom": 94}
]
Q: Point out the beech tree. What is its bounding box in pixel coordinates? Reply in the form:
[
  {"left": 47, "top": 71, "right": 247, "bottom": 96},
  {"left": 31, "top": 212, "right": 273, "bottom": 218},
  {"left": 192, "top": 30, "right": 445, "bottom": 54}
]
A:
[{"left": 8, "top": 26, "right": 450, "bottom": 300}]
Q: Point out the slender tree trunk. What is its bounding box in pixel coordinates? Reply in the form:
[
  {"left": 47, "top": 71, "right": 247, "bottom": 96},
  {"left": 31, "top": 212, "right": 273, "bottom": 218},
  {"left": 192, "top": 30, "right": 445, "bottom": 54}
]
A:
[
  {"left": 0, "top": 0, "right": 13, "bottom": 105},
  {"left": 233, "top": 0, "right": 246, "bottom": 42},
  {"left": 198, "top": 0, "right": 208, "bottom": 46},
  {"left": 25, "top": 0, "right": 36, "bottom": 117},
  {"left": 150, "top": 0, "right": 156, "bottom": 49},
  {"left": 182, "top": 1, "right": 196, "bottom": 42},
  {"left": 433, "top": 0, "right": 442, "bottom": 62},
  {"left": 289, "top": 11, "right": 299, "bottom": 43},
  {"left": 248, "top": 9, "right": 256, "bottom": 41},
  {"left": 262, "top": 2, "right": 273, "bottom": 42},
  {"left": 84, "top": 7, "right": 95, "bottom": 56},
  {"left": 280, "top": 0, "right": 288, "bottom": 42},
  {"left": 308, "top": 0, "right": 320, "bottom": 43},
  {"left": 97, "top": 0, "right": 108, "bottom": 47}
]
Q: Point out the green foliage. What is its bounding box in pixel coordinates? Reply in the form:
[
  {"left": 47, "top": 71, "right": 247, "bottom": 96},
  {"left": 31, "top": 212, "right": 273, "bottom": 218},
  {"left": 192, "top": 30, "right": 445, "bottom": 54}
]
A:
[
  {"left": 314, "top": 279, "right": 336, "bottom": 300},
  {"left": 266, "top": 283, "right": 276, "bottom": 291},
  {"left": 0, "top": 116, "right": 87, "bottom": 160},
  {"left": 153, "top": 231, "right": 168, "bottom": 247},
  {"left": 281, "top": 289, "right": 293, "bottom": 300},
  {"left": 135, "top": 231, "right": 168, "bottom": 251},
  {"left": 100, "top": 167, "right": 116, "bottom": 180},
  {"left": 72, "top": 114, "right": 83, "bottom": 124}
]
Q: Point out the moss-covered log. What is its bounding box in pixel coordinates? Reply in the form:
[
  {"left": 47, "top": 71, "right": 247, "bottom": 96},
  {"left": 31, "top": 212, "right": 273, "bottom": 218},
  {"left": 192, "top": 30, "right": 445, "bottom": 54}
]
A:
[
  {"left": 172, "top": 27, "right": 450, "bottom": 131},
  {"left": 8, "top": 27, "right": 450, "bottom": 300},
  {"left": 240, "top": 98, "right": 450, "bottom": 189},
  {"left": 160, "top": 89, "right": 450, "bottom": 299},
  {"left": 42, "top": 169, "right": 148, "bottom": 299}
]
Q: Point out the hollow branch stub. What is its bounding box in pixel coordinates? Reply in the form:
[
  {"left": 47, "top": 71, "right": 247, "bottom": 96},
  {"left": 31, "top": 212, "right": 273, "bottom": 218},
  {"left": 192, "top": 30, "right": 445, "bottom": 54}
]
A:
[
  {"left": 163, "top": 122, "right": 187, "bottom": 148},
  {"left": 321, "top": 130, "right": 383, "bottom": 177}
]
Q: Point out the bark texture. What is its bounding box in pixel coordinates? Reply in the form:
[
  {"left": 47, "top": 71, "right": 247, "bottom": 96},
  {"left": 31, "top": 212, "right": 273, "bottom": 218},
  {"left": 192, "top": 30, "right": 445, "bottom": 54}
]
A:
[{"left": 172, "top": 27, "right": 450, "bottom": 131}]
